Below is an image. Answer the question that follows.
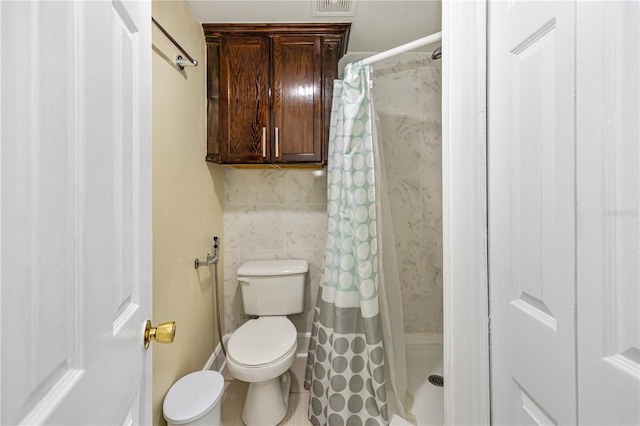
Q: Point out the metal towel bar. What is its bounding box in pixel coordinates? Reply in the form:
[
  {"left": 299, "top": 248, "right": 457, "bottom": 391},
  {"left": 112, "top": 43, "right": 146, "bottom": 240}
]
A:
[{"left": 152, "top": 17, "right": 198, "bottom": 70}]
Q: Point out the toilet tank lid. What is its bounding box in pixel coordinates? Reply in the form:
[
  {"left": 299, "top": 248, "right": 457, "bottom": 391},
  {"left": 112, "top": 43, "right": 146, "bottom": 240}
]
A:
[{"left": 237, "top": 259, "right": 309, "bottom": 276}]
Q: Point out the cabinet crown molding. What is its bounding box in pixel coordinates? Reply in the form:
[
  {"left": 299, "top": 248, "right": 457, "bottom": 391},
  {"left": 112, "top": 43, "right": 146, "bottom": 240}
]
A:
[{"left": 202, "top": 23, "right": 351, "bottom": 54}]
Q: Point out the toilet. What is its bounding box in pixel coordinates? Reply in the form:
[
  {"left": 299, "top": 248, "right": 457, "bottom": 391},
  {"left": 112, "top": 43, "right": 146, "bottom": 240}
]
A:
[{"left": 226, "top": 259, "right": 308, "bottom": 426}]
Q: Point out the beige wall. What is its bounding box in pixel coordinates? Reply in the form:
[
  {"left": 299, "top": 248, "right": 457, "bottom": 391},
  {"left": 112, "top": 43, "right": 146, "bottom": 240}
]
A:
[{"left": 152, "top": 1, "right": 224, "bottom": 425}]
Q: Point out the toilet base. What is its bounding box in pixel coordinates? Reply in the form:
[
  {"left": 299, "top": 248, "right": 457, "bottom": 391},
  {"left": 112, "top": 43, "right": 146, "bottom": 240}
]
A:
[{"left": 242, "top": 371, "right": 291, "bottom": 426}]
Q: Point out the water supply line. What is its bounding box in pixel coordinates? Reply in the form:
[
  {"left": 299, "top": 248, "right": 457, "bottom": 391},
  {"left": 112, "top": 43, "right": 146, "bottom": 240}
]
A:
[{"left": 195, "top": 237, "right": 227, "bottom": 357}]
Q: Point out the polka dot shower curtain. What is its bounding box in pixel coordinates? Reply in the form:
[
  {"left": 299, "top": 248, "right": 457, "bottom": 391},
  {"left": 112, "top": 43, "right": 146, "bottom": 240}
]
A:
[{"left": 305, "top": 62, "right": 412, "bottom": 425}]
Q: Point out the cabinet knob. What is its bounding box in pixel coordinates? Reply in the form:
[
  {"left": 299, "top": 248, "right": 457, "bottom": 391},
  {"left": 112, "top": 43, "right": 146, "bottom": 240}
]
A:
[
  {"left": 275, "top": 127, "right": 280, "bottom": 158},
  {"left": 262, "top": 127, "right": 267, "bottom": 158}
]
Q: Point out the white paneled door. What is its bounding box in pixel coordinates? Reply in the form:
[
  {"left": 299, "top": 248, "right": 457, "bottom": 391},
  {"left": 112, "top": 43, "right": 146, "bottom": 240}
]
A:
[
  {"left": 489, "top": 1, "right": 640, "bottom": 425},
  {"left": 576, "top": 2, "right": 640, "bottom": 424},
  {"left": 0, "top": 1, "right": 152, "bottom": 425},
  {"left": 488, "top": 1, "right": 577, "bottom": 424}
]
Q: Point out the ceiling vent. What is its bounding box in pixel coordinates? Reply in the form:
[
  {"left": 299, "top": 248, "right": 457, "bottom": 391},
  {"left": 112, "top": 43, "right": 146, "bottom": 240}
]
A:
[{"left": 313, "top": 0, "right": 357, "bottom": 16}]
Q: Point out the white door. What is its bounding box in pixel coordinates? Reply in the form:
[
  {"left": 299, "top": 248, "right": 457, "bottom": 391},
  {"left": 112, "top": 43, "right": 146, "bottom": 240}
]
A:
[
  {"left": 488, "top": 1, "right": 577, "bottom": 424},
  {"left": 490, "top": 1, "right": 640, "bottom": 424},
  {"left": 576, "top": 2, "right": 640, "bottom": 424},
  {"left": 0, "top": 1, "right": 152, "bottom": 425}
]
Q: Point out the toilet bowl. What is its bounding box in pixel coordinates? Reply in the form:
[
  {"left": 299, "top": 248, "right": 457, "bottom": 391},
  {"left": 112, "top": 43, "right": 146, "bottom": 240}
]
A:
[
  {"left": 228, "top": 259, "right": 308, "bottom": 426},
  {"left": 226, "top": 316, "right": 297, "bottom": 426}
]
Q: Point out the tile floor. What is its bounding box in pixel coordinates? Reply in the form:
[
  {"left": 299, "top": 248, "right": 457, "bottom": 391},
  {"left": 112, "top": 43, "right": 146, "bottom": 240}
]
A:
[{"left": 220, "top": 346, "right": 444, "bottom": 426}]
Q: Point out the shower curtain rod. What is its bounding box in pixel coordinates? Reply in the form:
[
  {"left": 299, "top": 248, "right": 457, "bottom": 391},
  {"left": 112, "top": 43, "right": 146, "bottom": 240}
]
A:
[
  {"left": 357, "top": 31, "right": 442, "bottom": 66},
  {"left": 152, "top": 17, "right": 198, "bottom": 70}
]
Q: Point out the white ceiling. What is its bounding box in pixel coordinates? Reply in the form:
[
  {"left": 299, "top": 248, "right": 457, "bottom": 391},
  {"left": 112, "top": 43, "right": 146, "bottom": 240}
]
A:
[{"left": 186, "top": 0, "right": 442, "bottom": 53}]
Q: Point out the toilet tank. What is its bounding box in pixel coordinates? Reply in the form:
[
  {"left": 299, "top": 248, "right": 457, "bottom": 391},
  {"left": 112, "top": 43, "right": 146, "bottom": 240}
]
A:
[{"left": 237, "top": 259, "right": 308, "bottom": 316}]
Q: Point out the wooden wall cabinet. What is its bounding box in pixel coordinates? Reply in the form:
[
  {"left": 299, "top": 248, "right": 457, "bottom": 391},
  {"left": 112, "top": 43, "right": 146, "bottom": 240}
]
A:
[{"left": 203, "top": 24, "right": 350, "bottom": 166}]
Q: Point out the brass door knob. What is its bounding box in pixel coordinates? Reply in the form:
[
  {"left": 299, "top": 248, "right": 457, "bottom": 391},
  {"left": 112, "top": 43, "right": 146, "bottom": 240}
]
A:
[{"left": 144, "top": 320, "right": 176, "bottom": 349}]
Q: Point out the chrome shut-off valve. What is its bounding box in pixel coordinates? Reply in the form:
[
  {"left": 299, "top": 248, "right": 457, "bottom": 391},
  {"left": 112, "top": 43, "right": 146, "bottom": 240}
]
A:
[{"left": 194, "top": 236, "right": 220, "bottom": 269}]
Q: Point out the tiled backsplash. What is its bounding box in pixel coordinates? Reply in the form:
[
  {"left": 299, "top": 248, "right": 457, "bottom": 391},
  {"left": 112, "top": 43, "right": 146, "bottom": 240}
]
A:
[
  {"left": 223, "top": 52, "right": 442, "bottom": 334},
  {"left": 222, "top": 169, "right": 327, "bottom": 333}
]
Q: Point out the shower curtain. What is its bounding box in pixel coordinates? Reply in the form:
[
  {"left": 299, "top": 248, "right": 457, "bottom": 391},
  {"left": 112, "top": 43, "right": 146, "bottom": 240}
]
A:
[{"left": 305, "top": 62, "right": 412, "bottom": 425}]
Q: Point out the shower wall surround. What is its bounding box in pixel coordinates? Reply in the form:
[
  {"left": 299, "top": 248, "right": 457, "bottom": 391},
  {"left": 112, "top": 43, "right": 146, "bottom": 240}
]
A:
[
  {"left": 223, "top": 52, "right": 442, "bottom": 334},
  {"left": 372, "top": 53, "right": 443, "bottom": 333}
]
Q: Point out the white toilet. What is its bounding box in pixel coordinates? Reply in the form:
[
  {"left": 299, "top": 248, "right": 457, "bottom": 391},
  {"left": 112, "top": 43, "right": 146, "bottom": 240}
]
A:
[{"left": 226, "top": 259, "right": 308, "bottom": 426}]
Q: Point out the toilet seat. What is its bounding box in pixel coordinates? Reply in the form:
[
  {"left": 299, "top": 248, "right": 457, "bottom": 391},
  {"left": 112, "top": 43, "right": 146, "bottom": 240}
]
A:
[
  {"left": 226, "top": 317, "right": 298, "bottom": 384},
  {"left": 227, "top": 317, "right": 297, "bottom": 367},
  {"left": 228, "top": 343, "right": 297, "bottom": 370}
]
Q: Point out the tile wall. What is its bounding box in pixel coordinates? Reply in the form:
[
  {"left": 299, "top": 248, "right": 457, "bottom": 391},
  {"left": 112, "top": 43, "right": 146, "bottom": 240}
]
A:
[
  {"left": 222, "top": 52, "right": 442, "bottom": 334},
  {"left": 222, "top": 170, "right": 327, "bottom": 333},
  {"left": 371, "top": 53, "right": 443, "bottom": 333}
]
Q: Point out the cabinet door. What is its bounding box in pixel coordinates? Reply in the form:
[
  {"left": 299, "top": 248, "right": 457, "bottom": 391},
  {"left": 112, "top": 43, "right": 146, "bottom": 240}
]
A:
[
  {"left": 272, "top": 36, "right": 323, "bottom": 164},
  {"left": 220, "top": 36, "right": 270, "bottom": 163}
]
